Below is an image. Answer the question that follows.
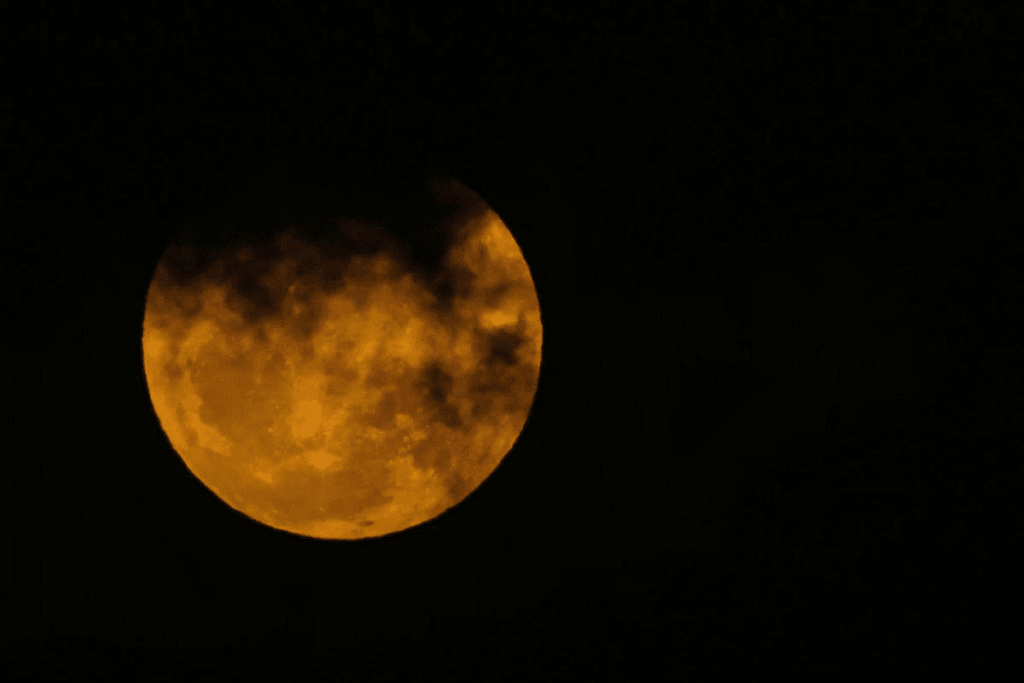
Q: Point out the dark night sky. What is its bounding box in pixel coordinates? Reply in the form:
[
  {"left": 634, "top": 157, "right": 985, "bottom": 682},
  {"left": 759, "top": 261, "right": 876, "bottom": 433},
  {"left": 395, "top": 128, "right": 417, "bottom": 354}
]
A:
[{"left": 3, "top": 5, "right": 1022, "bottom": 677}]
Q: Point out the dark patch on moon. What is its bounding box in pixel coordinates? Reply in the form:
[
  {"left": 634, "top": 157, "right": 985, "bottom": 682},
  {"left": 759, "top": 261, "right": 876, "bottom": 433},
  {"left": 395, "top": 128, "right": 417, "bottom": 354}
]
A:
[
  {"left": 482, "top": 328, "right": 525, "bottom": 366},
  {"left": 416, "top": 362, "right": 465, "bottom": 430},
  {"left": 420, "top": 362, "right": 455, "bottom": 405},
  {"left": 163, "top": 358, "right": 184, "bottom": 382},
  {"left": 444, "top": 470, "right": 471, "bottom": 504},
  {"left": 437, "top": 404, "right": 463, "bottom": 429}
]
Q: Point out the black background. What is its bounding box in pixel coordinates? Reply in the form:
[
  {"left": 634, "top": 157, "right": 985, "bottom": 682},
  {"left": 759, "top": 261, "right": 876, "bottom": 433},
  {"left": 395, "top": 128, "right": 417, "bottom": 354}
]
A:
[{"left": 3, "top": 4, "right": 1022, "bottom": 677}]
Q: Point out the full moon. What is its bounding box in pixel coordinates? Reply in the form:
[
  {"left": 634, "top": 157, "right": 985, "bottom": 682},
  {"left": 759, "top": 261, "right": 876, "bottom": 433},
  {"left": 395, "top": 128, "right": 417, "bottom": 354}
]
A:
[{"left": 142, "top": 174, "right": 542, "bottom": 539}]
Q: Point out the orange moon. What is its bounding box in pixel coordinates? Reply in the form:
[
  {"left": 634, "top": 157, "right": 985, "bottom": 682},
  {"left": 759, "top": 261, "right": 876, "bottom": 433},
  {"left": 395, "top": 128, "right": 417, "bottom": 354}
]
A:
[{"left": 142, "top": 177, "right": 542, "bottom": 539}]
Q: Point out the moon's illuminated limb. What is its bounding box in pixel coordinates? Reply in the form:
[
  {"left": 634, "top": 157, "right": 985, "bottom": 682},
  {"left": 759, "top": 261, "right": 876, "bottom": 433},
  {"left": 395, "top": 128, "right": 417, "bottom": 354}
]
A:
[{"left": 142, "top": 183, "right": 542, "bottom": 539}]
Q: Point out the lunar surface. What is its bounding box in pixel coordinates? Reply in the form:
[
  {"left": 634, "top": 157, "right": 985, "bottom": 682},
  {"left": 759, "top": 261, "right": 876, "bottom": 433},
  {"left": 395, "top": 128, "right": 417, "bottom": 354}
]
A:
[{"left": 142, "top": 177, "right": 542, "bottom": 539}]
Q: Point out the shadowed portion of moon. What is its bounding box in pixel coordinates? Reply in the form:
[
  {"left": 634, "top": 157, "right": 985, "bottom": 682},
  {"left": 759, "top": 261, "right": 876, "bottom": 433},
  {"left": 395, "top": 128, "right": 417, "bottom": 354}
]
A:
[
  {"left": 157, "top": 169, "right": 491, "bottom": 336},
  {"left": 142, "top": 162, "right": 542, "bottom": 539}
]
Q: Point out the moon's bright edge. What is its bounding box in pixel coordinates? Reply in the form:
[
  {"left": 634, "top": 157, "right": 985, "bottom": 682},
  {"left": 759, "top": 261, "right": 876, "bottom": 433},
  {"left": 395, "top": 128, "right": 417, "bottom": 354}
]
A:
[{"left": 142, "top": 186, "right": 542, "bottom": 539}]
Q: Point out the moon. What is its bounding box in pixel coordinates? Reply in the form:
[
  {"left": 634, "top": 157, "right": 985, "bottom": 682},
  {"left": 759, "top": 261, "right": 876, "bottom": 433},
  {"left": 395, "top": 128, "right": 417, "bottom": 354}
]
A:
[{"left": 141, "top": 174, "right": 542, "bottom": 539}]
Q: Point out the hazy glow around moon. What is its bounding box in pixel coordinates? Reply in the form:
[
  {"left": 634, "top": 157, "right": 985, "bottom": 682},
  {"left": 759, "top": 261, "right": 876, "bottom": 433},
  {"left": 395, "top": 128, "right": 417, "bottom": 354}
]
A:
[{"left": 142, "top": 179, "right": 542, "bottom": 539}]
